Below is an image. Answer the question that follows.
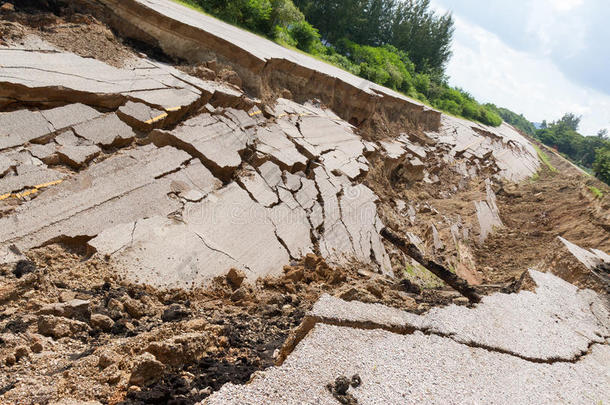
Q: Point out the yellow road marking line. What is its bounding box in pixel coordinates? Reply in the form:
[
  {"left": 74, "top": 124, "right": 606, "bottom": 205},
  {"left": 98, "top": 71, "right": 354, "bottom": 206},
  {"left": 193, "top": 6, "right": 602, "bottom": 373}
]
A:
[
  {"left": 0, "top": 179, "right": 64, "bottom": 201},
  {"left": 145, "top": 112, "right": 168, "bottom": 124},
  {"left": 249, "top": 110, "right": 263, "bottom": 117},
  {"left": 165, "top": 106, "right": 181, "bottom": 112}
]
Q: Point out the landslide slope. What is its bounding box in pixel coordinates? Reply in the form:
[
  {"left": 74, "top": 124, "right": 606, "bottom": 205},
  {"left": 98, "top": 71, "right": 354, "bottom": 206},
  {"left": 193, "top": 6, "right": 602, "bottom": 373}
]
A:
[{"left": 0, "top": 2, "right": 608, "bottom": 405}]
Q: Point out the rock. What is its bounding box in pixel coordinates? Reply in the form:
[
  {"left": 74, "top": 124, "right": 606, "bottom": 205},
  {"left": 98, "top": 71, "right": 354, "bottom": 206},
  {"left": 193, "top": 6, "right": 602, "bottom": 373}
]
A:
[
  {"left": 226, "top": 268, "right": 245, "bottom": 290},
  {"left": 333, "top": 376, "right": 350, "bottom": 395},
  {"left": 13, "top": 260, "right": 36, "bottom": 278},
  {"left": 285, "top": 267, "right": 304, "bottom": 282},
  {"left": 350, "top": 374, "right": 362, "bottom": 388},
  {"left": 146, "top": 333, "right": 208, "bottom": 367},
  {"left": 14, "top": 346, "right": 29, "bottom": 361},
  {"left": 30, "top": 339, "right": 43, "bottom": 353},
  {"left": 99, "top": 363, "right": 122, "bottom": 385},
  {"left": 38, "top": 299, "right": 91, "bottom": 322},
  {"left": 58, "top": 290, "right": 77, "bottom": 303},
  {"left": 97, "top": 349, "right": 121, "bottom": 369},
  {"left": 280, "top": 88, "right": 293, "bottom": 99},
  {"left": 38, "top": 315, "right": 90, "bottom": 339},
  {"left": 4, "top": 353, "right": 16, "bottom": 366},
  {"left": 129, "top": 353, "right": 165, "bottom": 387},
  {"left": 194, "top": 65, "right": 216, "bottom": 80},
  {"left": 123, "top": 297, "right": 146, "bottom": 319},
  {"left": 107, "top": 298, "right": 124, "bottom": 313},
  {"left": 90, "top": 313, "right": 114, "bottom": 332},
  {"left": 218, "top": 69, "right": 242, "bottom": 87},
  {"left": 161, "top": 304, "right": 191, "bottom": 322},
  {"left": 230, "top": 287, "right": 248, "bottom": 302},
  {"left": 1, "top": 3, "right": 15, "bottom": 12}
]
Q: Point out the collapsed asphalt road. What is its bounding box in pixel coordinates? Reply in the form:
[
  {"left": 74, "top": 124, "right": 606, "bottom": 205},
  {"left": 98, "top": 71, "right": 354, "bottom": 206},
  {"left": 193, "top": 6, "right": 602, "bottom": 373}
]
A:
[{"left": 0, "top": 2, "right": 608, "bottom": 404}]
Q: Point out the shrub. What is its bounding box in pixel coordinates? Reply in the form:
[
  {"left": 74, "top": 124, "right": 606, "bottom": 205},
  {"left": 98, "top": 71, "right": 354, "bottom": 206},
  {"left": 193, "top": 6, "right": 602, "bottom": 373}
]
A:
[{"left": 289, "top": 20, "right": 320, "bottom": 52}]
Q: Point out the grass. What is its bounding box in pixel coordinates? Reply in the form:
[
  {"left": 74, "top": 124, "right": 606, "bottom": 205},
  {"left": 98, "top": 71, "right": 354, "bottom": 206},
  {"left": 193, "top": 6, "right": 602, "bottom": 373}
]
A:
[
  {"left": 532, "top": 144, "right": 558, "bottom": 173},
  {"left": 588, "top": 186, "right": 604, "bottom": 199},
  {"left": 404, "top": 263, "right": 445, "bottom": 289}
]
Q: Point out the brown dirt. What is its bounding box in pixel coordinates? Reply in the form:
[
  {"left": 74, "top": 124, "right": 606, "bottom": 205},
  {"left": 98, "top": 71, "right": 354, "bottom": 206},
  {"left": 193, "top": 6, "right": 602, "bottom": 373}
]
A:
[
  {"left": 474, "top": 165, "right": 610, "bottom": 292},
  {"left": 0, "top": 244, "right": 458, "bottom": 405},
  {"left": 1, "top": 6, "right": 139, "bottom": 68}
]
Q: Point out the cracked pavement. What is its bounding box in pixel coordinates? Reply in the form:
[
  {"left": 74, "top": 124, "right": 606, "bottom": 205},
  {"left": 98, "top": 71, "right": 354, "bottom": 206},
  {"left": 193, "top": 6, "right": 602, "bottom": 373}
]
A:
[{"left": 206, "top": 270, "right": 610, "bottom": 404}]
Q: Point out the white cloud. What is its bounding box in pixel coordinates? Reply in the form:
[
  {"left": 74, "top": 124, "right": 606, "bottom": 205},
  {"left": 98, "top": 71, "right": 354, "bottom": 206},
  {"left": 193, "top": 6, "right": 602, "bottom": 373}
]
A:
[{"left": 446, "top": 16, "right": 610, "bottom": 135}]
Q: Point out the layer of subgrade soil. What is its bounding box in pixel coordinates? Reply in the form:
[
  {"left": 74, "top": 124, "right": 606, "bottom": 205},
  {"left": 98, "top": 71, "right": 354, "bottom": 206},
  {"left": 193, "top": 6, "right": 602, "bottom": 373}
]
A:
[{"left": 0, "top": 244, "right": 455, "bottom": 405}]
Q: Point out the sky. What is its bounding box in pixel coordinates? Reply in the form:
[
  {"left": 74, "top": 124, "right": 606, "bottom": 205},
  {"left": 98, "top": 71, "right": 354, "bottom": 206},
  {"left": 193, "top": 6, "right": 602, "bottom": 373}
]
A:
[{"left": 430, "top": 0, "right": 610, "bottom": 135}]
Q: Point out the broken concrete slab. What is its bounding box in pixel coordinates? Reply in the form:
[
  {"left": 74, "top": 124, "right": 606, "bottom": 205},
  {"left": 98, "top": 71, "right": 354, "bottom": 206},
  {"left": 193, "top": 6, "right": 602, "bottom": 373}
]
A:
[
  {"left": 57, "top": 145, "right": 101, "bottom": 169},
  {"left": 207, "top": 323, "right": 610, "bottom": 405},
  {"left": 475, "top": 181, "right": 504, "bottom": 244},
  {"left": 209, "top": 270, "right": 610, "bottom": 403},
  {"left": 0, "top": 165, "right": 65, "bottom": 197},
  {"left": 238, "top": 165, "right": 278, "bottom": 207},
  {"left": 306, "top": 270, "right": 608, "bottom": 362},
  {"left": 558, "top": 237, "right": 609, "bottom": 270},
  {"left": 0, "top": 109, "right": 54, "bottom": 150},
  {"left": 117, "top": 101, "right": 167, "bottom": 131},
  {"left": 28, "top": 143, "right": 59, "bottom": 165},
  {"left": 0, "top": 146, "right": 191, "bottom": 252},
  {"left": 151, "top": 114, "right": 250, "bottom": 181},
  {"left": 72, "top": 113, "right": 136, "bottom": 147},
  {"left": 267, "top": 202, "right": 313, "bottom": 259},
  {"left": 92, "top": 183, "right": 290, "bottom": 287},
  {"left": 40, "top": 103, "right": 103, "bottom": 132},
  {"left": 255, "top": 124, "right": 307, "bottom": 172}
]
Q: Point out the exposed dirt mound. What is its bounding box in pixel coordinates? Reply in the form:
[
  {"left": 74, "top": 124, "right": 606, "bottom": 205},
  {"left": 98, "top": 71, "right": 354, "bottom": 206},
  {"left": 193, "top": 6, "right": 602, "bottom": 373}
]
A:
[{"left": 474, "top": 166, "right": 609, "bottom": 292}]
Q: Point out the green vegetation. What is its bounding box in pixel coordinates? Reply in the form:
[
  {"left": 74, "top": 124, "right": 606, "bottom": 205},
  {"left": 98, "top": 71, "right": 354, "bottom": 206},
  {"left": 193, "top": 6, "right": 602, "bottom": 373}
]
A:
[
  {"left": 175, "top": 0, "right": 610, "bottom": 184},
  {"left": 404, "top": 263, "right": 444, "bottom": 289},
  {"left": 484, "top": 104, "right": 536, "bottom": 135},
  {"left": 179, "top": 0, "right": 502, "bottom": 126},
  {"left": 588, "top": 186, "right": 604, "bottom": 199},
  {"left": 533, "top": 113, "right": 610, "bottom": 184},
  {"left": 532, "top": 144, "right": 557, "bottom": 173}
]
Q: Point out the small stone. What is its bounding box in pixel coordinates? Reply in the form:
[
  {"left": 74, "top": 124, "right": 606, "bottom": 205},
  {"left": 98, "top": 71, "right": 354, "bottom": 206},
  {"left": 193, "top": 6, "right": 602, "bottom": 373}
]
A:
[
  {"left": 14, "top": 346, "right": 29, "bottom": 361},
  {"left": 129, "top": 353, "right": 165, "bottom": 387},
  {"left": 194, "top": 65, "right": 216, "bottom": 81},
  {"left": 350, "top": 374, "right": 362, "bottom": 388},
  {"left": 226, "top": 268, "right": 245, "bottom": 290},
  {"left": 90, "top": 314, "right": 114, "bottom": 332},
  {"left": 98, "top": 349, "right": 121, "bottom": 369},
  {"left": 30, "top": 340, "right": 43, "bottom": 353},
  {"left": 38, "top": 315, "right": 90, "bottom": 339},
  {"left": 161, "top": 304, "right": 190, "bottom": 322},
  {"left": 4, "top": 354, "right": 16, "bottom": 366},
  {"left": 13, "top": 260, "right": 36, "bottom": 278},
  {"left": 107, "top": 298, "right": 124, "bottom": 313},
  {"left": 206, "top": 59, "right": 218, "bottom": 72},
  {"left": 453, "top": 297, "right": 470, "bottom": 305},
  {"left": 230, "top": 287, "right": 247, "bottom": 302},
  {"left": 1, "top": 3, "right": 15, "bottom": 12},
  {"left": 219, "top": 69, "right": 242, "bottom": 88},
  {"left": 123, "top": 297, "right": 146, "bottom": 319},
  {"left": 280, "top": 88, "right": 293, "bottom": 100},
  {"left": 38, "top": 299, "right": 91, "bottom": 322},
  {"left": 59, "top": 291, "right": 77, "bottom": 303},
  {"left": 334, "top": 376, "right": 351, "bottom": 395}
]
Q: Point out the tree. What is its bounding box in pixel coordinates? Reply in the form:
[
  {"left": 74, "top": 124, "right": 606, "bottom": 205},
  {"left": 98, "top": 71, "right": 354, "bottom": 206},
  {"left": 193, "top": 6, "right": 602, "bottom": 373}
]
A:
[
  {"left": 593, "top": 146, "right": 610, "bottom": 184},
  {"left": 597, "top": 128, "right": 608, "bottom": 139},
  {"left": 556, "top": 112, "right": 581, "bottom": 131}
]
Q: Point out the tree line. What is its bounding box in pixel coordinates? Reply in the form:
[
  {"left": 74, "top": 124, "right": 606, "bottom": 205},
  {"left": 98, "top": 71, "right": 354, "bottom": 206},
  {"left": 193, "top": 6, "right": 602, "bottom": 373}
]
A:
[
  {"left": 534, "top": 114, "right": 610, "bottom": 184},
  {"left": 182, "top": 0, "right": 503, "bottom": 126}
]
